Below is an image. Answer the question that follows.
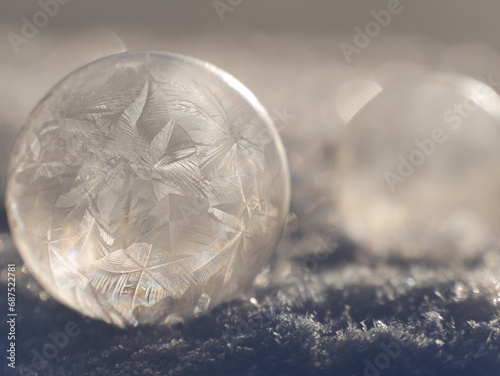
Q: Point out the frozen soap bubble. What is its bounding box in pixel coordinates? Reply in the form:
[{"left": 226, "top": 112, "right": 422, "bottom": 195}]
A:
[
  {"left": 334, "top": 73, "right": 500, "bottom": 262},
  {"left": 6, "top": 51, "right": 290, "bottom": 326}
]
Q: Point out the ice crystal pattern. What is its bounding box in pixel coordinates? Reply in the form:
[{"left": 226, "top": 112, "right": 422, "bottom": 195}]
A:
[{"left": 6, "top": 52, "right": 290, "bottom": 326}]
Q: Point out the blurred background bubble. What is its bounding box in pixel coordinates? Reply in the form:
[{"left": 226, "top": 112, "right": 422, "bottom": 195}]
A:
[{"left": 334, "top": 73, "right": 500, "bottom": 263}]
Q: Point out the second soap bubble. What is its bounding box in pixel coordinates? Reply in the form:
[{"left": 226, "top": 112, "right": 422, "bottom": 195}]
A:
[{"left": 335, "top": 73, "right": 500, "bottom": 262}]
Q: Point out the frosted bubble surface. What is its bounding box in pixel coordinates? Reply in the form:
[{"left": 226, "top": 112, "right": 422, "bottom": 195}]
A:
[{"left": 6, "top": 51, "right": 290, "bottom": 326}]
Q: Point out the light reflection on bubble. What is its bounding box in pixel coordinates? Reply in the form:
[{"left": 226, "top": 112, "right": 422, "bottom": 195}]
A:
[
  {"left": 335, "top": 79, "right": 382, "bottom": 123},
  {"left": 285, "top": 212, "right": 299, "bottom": 234}
]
